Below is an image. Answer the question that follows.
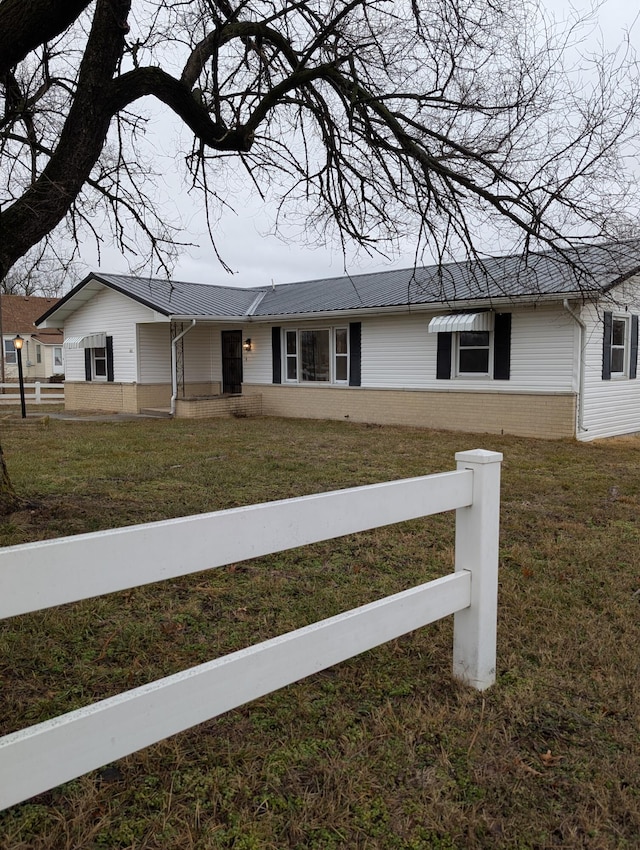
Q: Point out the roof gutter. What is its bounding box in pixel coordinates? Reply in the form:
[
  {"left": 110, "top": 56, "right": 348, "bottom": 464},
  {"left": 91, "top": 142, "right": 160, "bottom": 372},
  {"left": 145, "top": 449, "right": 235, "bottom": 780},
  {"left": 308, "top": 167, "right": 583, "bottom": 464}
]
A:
[
  {"left": 563, "top": 299, "right": 587, "bottom": 437},
  {"left": 170, "top": 320, "right": 196, "bottom": 416}
]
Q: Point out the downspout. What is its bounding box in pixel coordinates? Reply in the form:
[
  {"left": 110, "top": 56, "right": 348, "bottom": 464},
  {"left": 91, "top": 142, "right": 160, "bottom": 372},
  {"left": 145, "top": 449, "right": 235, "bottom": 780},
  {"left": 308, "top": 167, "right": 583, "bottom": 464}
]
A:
[
  {"left": 170, "top": 320, "right": 196, "bottom": 416},
  {"left": 563, "top": 300, "right": 587, "bottom": 437}
]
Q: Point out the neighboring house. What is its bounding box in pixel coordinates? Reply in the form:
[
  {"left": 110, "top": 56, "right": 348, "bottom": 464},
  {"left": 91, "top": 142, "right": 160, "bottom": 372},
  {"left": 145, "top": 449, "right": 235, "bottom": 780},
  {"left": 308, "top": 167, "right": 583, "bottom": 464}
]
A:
[
  {"left": 35, "top": 241, "right": 640, "bottom": 441},
  {"left": 2, "top": 295, "right": 63, "bottom": 382}
]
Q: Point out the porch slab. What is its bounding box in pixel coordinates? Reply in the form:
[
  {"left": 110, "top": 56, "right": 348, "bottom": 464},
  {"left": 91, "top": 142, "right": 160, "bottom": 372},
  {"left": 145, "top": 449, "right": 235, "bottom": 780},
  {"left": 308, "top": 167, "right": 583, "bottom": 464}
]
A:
[{"left": 140, "top": 407, "right": 173, "bottom": 418}]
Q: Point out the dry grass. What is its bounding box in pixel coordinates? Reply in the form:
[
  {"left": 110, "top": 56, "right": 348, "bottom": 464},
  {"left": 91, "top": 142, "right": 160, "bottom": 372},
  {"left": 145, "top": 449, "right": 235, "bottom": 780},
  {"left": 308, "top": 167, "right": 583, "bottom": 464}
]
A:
[{"left": 0, "top": 417, "right": 639, "bottom": 849}]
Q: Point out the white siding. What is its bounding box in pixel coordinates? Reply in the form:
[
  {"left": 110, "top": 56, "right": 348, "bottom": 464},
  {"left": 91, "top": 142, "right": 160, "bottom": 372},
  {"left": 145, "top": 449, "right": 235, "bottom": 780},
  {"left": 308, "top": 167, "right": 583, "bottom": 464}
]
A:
[
  {"left": 579, "top": 285, "right": 640, "bottom": 441},
  {"left": 243, "top": 325, "right": 276, "bottom": 385},
  {"left": 137, "top": 324, "right": 171, "bottom": 383},
  {"left": 363, "top": 308, "right": 575, "bottom": 391},
  {"left": 245, "top": 306, "right": 576, "bottom": 393},
  {"left": 183, "top": 325, "right": 217, "bottom": 383},
  {"left": 64, "top": 286, "right": 157, "bottom": 383}
]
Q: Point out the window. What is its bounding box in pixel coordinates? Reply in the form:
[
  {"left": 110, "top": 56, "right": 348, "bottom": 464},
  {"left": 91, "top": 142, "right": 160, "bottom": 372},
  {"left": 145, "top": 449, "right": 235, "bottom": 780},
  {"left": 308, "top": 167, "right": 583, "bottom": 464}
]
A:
[
  {"left": 435, "top": 313, "right": 511, "bottom": 380},
  {"left": 610, "top": 318, "right": 627, "bottom": 375},
  {"left": 4, "top": 339, "right": 16, "bottom": 365},
  {"left": 92, "top": 347, "right": 108, "bottom": 379},
  {"left": 456, "top": 331, "right": 491, "bottom": 375},
  {"left": 285, "top": 330, "right": 297, "bottom": 380},
  {"left": 283, "top": 327, "right": 348, "bottom": 383},
  {"left": 300, "top": 330, "right": 330, "bottom": 381},
  {"left": 335, "top": 328, "right": 348, "bottom": 382},
  {"left": 36, "top": 345, "right": 42, "bottom": 364},
  {"left": 603, "top": 312, "right": 639, "bottom": 380},
  {"left": 53, "top": 347, "right": 63, "bottom": 369},
  {"left": 84, "top": 337, "right": 113, "bottom": 382}
]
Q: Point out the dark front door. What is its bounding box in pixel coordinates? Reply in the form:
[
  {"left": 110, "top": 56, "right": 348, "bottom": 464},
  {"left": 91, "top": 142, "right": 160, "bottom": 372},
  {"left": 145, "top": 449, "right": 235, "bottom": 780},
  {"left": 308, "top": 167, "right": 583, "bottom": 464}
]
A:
[{"left": 221, "top": 330, "right": 243, "bottom": 394}]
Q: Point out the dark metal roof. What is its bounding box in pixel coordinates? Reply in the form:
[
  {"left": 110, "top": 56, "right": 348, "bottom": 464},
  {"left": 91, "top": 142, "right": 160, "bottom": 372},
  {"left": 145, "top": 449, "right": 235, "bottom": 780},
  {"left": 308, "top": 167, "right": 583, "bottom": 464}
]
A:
[
  {"left": 253, "top": 241, "right": 640, "bottom": 316},
  {"left": 89, "top": 273, "right": 263, "bottom": 316},
  {"left": 35, "top": 240, "right": 640, "bottom": 327}
]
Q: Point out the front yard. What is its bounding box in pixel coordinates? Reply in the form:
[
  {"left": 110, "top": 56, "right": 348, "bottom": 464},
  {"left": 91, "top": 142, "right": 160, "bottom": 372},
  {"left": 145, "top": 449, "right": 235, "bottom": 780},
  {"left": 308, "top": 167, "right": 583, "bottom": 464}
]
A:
[{"left": 0, "top": 417, "right": 639, "bottom": 849}]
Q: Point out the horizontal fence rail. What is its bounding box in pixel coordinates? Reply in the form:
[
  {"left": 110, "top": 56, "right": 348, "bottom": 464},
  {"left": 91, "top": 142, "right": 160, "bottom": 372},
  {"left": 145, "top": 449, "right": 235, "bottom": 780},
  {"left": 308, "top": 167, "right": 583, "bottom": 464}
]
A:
[
  {"left": 0, "top": 449, "right": 502, "bottom": 811},
  {"left": 0, "top": 470, "right": 473, "bottom": 619},
  {"left": 0, "top": 381, "right": 64, "bottom": 403}
]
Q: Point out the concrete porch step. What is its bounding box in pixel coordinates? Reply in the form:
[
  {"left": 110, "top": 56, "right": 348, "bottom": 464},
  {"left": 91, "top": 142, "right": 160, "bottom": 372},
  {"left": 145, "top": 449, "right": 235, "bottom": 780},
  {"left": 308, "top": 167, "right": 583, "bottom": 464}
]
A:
[{"left": 140, "top": 407, "right": 173, "bottom": 418}]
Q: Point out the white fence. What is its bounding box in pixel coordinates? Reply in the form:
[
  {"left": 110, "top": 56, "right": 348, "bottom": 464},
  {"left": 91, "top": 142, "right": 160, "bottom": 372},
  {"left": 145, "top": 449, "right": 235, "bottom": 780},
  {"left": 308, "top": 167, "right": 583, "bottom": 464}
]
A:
[
  {"left": 0, "top": 448, "right": 502, "bottom": 811},
  {"left": 0, "top": 381, "right": 64, "bottom": 403}
]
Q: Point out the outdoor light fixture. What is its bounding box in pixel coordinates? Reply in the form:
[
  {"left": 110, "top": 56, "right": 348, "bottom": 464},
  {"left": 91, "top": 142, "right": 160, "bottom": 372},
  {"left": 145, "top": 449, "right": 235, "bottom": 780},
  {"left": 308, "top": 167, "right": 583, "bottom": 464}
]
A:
[
  {"left": 243, "top": 338, "right": 252, "bottom": 352},
  {"left": 12, "top": 335, "right": 26, "bottom": 419}
]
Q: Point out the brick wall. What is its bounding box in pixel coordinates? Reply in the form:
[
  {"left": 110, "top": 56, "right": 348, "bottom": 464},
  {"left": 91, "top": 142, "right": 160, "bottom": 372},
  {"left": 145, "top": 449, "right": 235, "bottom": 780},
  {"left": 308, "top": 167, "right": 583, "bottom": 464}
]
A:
[
  {"left": 175, "top": 394, "right": 262, "bottom": 419},
  {"left": 65, "top": 382, "right": 139, "bottom": 413},
  {"left": 242, "top": 384, "right": 576, "bottom": 439},
  {"left": 65, "top": 382, "right": 221, "bottom": 413}
]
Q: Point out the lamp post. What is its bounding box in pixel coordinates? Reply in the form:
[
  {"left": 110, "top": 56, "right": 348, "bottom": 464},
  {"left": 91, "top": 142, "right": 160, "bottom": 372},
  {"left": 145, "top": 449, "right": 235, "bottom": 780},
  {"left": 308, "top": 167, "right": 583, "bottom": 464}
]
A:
[{"left": 13, "top": 335, "right": 26, "bottom": 419}]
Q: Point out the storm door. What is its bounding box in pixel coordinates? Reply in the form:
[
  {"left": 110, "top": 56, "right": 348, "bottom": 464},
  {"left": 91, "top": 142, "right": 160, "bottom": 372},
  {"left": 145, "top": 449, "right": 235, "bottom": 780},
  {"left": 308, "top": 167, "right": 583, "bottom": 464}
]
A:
[{"left": 221, "top": 330, "right": 243, "bottom": 394}]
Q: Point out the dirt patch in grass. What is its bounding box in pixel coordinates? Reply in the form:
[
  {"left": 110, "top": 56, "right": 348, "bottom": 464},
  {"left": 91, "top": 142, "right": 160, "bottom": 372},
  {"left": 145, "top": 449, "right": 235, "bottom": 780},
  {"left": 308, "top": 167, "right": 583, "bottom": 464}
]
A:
[{"left": 1, "top": 418, "right": 639, "bottom": 849}]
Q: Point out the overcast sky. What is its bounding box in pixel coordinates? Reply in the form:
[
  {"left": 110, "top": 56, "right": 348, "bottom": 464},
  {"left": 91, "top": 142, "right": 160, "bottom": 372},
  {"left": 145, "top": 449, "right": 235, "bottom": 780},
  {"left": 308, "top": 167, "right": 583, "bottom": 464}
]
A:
[{"left": 76, "top": 0, "right": 639, "bottom": 290}]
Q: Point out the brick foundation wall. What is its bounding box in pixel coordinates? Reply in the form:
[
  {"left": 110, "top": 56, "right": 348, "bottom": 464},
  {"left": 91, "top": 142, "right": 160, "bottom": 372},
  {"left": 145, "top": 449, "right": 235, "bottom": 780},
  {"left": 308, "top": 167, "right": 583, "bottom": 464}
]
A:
[
  {"left": 175, "top": 394, "right": 262, "bottom": 419},
  {"left": 65, "top": 382, "right": 221, "bottom": 413},
  {"left": 242, "top": 384, "right": 577, "bottom": 439},
  {"left": 65, "top": 382, "right": 139, "bottom": 413}
]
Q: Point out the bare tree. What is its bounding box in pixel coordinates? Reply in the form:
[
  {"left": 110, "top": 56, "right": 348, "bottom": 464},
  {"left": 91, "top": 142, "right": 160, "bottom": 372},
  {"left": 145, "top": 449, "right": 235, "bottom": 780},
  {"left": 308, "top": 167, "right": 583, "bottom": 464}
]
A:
[
  {"left": 1, "top": 247, "right": 78, "bottom": 296},
  {"left": 1, "top": 0, "right": 639, "bottom": 282},
  {"left": 0, "top": 0, "right": 639, "bottom": 511}
]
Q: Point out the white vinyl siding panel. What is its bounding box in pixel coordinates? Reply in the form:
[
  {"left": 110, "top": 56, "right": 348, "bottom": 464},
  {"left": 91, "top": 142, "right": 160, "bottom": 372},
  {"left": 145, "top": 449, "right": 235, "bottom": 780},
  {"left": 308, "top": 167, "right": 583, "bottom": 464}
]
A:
[
  {"left": 183, "top": 325, "right": 215, "bottom": 383},
  {"left": 137, "top": 324, "right": 171, "bottom": 383},
  {"left": 64, "top": 286, "right": 156, "bottom": 382},
  {"left": 242, "top": 325, "right": 273, "bottom": 385},
  {"left": 362, "top": 308, "right": 576, "bottom": 392},
  {"left": 509, "top": 309, "right": 576, "bottom": 392},
  {"left": 580, "top": 298, "right": 640, "bottom": 441},
  {"left": 364, "top": 314, "right": 435, "bottom": 389}
]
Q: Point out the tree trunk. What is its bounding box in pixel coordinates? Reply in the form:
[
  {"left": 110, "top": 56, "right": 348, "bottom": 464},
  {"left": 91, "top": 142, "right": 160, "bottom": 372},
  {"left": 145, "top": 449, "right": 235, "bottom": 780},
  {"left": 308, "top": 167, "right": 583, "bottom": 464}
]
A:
[{"left": 0, "top": 441, "right": 20, "bottom": 515}]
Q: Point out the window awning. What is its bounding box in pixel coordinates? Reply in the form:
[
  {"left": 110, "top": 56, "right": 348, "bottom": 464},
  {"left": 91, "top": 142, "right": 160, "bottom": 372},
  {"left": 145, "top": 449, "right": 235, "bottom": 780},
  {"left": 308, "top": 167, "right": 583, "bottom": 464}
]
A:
[
  {"left": 63, "top": 333, "right": 107, "bottom": 349},
  {"left": 428, "top": 312, "right": 494, "bottom": 333}
]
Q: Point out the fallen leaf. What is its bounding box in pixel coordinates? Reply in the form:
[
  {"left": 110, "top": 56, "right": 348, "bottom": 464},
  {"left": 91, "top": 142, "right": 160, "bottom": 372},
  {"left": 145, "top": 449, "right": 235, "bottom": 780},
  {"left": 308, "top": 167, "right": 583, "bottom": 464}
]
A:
[{"left": 540, "top": 749, "right": 563, "bottom": 768}]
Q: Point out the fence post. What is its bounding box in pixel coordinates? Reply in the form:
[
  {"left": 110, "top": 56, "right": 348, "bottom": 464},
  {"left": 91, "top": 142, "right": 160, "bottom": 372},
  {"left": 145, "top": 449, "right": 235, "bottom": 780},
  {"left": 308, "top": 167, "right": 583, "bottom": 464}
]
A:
[
  {"left": 35, "top": 381, "right": 41, "bottom": 404},
  {"left": 452, "top": 449, "right": 503, "bottom": 691}
]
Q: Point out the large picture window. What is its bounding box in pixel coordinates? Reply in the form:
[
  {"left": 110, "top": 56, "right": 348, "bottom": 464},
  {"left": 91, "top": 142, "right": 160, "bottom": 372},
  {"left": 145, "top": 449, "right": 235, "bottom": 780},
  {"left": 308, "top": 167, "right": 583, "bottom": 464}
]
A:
[
  {"left": 300, "top": 330, "right": 330, "bottom": 382},
  {"left": 283, "top": 327, "right": 348, "bottom": 383}
]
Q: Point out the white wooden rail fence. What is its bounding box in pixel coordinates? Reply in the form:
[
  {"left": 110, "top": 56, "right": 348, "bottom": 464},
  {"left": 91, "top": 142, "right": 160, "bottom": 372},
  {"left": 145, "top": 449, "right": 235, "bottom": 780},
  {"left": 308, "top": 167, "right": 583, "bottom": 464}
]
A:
[
  {"left": 0, "top": 448, "right": 502, "bottom": 811},
  {"left": 0, "top": 381, "right": 64, "bottom": 403}
]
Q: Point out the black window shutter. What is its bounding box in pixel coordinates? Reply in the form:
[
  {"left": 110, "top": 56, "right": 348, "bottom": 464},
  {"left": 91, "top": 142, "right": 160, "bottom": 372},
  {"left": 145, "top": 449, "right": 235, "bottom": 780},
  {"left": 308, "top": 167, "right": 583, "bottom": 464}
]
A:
[
  {"left": 272, "top": 327, "right": 282, "bottom": 384},
  {"left": 349, "top": 322, "right": 362, "bottom": 386},
  {"left": 493, "top": 313, "right": 512, "bottom": 380},
  {"left": 602, "top": 311, "right": 612, "bottom": 380},
  {"left": 106, "top": 336, "right": 114, "bottom": 382},
  {"left": 436, "top": 332, "right": 452, "bottom": 379},
  {"left": 84, "top": 349, "right": 92, "bottom": 381},
  {"left": 630, "top": 315, "right": 639, "bottom": 380}
]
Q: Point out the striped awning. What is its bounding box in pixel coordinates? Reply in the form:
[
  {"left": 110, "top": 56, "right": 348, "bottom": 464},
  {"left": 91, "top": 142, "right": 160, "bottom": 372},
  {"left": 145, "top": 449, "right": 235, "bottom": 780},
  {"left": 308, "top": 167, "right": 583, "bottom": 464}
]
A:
[
  {"left": 428, "top": 312, "right": 494, "bottom": 333},
  {"left": 63, "top": 333, "right": 107, "bottom": 349}
]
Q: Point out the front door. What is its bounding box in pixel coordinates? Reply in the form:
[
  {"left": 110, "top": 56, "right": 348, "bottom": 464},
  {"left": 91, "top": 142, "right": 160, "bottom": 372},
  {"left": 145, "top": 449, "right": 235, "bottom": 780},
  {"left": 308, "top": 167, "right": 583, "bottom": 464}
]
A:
[{"left": 221, "top": 330, "right": 243, "bottom": 394}]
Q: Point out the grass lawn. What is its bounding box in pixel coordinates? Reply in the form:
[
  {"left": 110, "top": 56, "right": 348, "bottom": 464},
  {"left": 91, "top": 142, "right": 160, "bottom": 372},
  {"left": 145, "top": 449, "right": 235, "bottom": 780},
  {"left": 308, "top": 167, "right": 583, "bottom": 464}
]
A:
[{"left": 0, "top": 416, "right": 639, "bottom": 849}]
